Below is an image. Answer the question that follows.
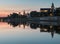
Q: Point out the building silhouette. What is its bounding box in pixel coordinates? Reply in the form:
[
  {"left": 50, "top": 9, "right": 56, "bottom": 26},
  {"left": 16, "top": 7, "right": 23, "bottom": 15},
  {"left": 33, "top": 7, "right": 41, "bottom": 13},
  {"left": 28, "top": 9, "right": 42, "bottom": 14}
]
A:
[{"left": 40, "top": 3, "right": 55, "bottom": 16}]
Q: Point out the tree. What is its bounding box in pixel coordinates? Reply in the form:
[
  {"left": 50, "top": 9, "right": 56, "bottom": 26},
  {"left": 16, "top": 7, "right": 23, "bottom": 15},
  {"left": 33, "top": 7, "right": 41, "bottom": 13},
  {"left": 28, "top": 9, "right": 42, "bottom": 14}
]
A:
[{"left": 30, "top": 11, "right": 40, "bottom": 17}]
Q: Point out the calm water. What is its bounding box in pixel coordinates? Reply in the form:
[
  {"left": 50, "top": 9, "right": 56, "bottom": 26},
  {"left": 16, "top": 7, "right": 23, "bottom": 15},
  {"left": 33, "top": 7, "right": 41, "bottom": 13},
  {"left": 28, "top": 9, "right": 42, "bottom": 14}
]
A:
[{"left": 0, "top": 21, "right": 60, "bottom": 44}]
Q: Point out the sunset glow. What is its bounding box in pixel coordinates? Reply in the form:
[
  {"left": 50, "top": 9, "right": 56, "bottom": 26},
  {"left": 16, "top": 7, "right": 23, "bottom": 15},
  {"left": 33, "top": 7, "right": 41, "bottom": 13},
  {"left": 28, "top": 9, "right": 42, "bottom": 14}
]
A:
[{"left": 0, "top": 0, "right": 60, "bottom": 17}]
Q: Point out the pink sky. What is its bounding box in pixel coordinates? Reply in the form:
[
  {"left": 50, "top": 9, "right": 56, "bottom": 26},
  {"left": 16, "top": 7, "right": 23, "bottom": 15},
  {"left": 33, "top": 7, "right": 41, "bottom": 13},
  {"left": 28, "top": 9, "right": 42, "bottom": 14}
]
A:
[{"left": 0, "top": 0, "right": 59, "bottom": 17}]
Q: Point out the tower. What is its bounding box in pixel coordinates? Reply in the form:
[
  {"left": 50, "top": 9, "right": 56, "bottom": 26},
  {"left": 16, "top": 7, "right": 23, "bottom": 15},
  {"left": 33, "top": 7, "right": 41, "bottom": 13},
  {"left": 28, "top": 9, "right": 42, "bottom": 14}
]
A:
[
  {"left": 51, "top": 3, "right": 54, "bottom": 10},
  {"left": 23, "top": 10, "right": 26, "bottom": 15},
  {"left": 51, "top": 3, "right": 55, "bottom": 16}
]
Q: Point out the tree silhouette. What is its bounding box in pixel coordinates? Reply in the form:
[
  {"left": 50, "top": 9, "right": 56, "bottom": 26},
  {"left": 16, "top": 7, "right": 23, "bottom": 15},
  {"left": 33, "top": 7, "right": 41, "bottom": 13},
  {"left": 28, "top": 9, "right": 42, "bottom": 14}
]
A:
[
  {"left": 30, "top": 11, "right": 40, "bottom": 17},
  {"left": 9, "top": 13, "right": 20, "bottom": 18}
]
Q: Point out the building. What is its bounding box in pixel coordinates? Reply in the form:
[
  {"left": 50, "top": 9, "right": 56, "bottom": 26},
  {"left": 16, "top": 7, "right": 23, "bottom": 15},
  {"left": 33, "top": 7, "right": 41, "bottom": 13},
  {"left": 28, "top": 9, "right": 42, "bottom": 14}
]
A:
[
  {"left": 40, "top": 3, "right": 55, "bottom": 16},
  {"left": 56, "top": 7, "right": 60, "bottom": 16}
]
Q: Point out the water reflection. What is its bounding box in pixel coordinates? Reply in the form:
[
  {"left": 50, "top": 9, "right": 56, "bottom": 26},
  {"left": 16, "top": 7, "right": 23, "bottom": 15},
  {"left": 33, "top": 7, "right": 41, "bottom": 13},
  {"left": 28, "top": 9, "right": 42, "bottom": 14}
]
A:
[
  {"left": 0, "top": 20, "right": 60, "bottom": 38},
  {"left": 29, "top": 21, "right": 60, "bottom": 38}
]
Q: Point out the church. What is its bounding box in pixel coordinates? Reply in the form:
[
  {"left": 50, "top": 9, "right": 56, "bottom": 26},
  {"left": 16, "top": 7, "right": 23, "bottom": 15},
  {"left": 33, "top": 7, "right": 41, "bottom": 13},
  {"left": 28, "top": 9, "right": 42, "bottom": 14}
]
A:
[{"left": 40, "top": 3, "right": 56, "bottom": 16}]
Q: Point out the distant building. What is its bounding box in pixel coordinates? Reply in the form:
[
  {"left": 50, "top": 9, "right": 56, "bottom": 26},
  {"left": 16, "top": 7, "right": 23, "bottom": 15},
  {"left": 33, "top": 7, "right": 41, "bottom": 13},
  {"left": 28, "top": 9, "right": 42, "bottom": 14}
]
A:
[
  {"left": 56, "top": 7, "right": 60, "bottom": 16},
  {"left": 40, "top": 3, "right": 55, "bottom": 16},
  {"left": 23, "top": 10, "right": 26, "bottom": 15}
]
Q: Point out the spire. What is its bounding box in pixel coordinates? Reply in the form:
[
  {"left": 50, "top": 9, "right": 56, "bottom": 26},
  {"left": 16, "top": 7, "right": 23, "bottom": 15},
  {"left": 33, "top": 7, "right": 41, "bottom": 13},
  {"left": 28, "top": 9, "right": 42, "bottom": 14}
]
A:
[
  {"left": 51, "top": 2, "right": 54, "bottom": 9},
  {"left": 23, "top": 10, "right": 25, "bottom": 15},
  {"left": 51, "top": 2, "right": 55, "bottom": 16}
]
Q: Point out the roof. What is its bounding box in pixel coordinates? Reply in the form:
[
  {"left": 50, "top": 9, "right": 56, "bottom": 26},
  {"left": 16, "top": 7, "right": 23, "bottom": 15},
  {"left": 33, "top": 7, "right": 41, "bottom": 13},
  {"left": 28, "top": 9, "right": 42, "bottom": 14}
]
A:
[{"left": 40, "top": 8, "right": 51, "bottom": 10}]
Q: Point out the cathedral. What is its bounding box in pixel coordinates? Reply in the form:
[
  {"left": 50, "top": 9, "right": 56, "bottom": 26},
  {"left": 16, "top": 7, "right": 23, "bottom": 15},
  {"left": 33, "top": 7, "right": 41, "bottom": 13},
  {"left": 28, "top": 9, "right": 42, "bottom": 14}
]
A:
[{"left": 40, "top": 3, "right": 55, "bottom": 16}]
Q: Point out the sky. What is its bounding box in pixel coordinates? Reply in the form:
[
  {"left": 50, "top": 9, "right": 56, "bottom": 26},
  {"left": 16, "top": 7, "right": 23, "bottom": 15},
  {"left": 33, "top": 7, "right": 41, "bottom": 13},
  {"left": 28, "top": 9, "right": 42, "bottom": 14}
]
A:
[{"left": 0, "top": 0, "right": 60, "bottom": 17}]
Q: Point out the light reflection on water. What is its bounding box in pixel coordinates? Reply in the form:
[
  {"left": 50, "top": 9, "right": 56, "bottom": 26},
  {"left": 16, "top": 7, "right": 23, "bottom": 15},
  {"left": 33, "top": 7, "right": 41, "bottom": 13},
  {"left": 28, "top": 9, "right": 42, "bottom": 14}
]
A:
[{"left": 0, "top": 21, "right": 60, "bottom": 44}]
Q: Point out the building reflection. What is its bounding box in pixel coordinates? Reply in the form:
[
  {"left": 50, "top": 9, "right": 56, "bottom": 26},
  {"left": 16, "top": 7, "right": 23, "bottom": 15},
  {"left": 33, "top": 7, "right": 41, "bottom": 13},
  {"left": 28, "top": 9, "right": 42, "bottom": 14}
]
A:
[
  {"left": 0, "top": 20, "right": 60, "bottom": 38},
  {"left": 40, "top": 24, "right": 60, "bottom": 38}
]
